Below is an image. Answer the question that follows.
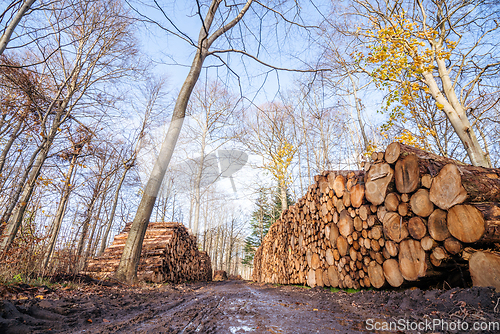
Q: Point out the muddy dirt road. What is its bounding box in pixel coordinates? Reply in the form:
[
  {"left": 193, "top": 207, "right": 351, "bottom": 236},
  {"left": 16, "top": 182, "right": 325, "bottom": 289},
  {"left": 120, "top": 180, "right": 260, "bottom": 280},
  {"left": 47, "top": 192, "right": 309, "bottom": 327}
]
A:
[{"left": 1, "top": 279, "right": 499, "bottom": 333}]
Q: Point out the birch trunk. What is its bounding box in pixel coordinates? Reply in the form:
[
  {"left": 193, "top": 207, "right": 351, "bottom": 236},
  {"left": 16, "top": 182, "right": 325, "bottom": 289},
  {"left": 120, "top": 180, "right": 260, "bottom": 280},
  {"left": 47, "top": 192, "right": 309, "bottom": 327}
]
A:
[
  {"left": 422, "top": 62, "right": 490, "bottom": 167},
  {"left": 280, "top": 182, "right": 288, "bottom": 212}
]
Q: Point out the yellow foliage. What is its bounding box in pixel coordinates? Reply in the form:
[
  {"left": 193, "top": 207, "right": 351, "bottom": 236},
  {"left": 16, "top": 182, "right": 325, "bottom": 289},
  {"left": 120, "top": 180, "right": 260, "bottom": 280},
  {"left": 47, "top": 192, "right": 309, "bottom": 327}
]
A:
[
  {"left": 356, "top": 10, "right": 458, "bottom": 134},
  {"left": 264, "top": 140, "right": 297, "bottom": 187},
  {"left": 394, "top": 129, "right": 425, "bottom": 150},
  {"left": 363, "top": 141, "right": 378, "bottom": 157}
]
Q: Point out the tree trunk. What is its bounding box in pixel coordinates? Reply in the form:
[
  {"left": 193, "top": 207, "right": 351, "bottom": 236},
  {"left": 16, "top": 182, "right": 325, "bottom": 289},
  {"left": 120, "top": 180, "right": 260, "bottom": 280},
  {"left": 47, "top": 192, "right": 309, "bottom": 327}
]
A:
[
  {"left": 42, "top": 153, "right": 78, "bottom": 269},
  {"left": 114, "top": 0, "right": 253, "bottom": 283},
  {"left": 0, "top": 140, "right": 43, "bottom": 235},
  {"left": 422, "top": 69, "right": 490, "bottom": 167},
  {"left": 0, "top": 118, "right": 60, "bottom": 253},
  {"left": 193, "top": 148, "right": 206, "bottom": 236},
  {"left": 0, "top": 0, "right": 36, "bottom": 56},
  {"left": 99, "top": 165, "right": 130, "bottom": 255},
  {"left": 85, "top": 180, "right": 108, "bottom": 260},
  {"left": 75, "top": 179, "right": 103, "bottom": 271},
  {"left": 0, "top": 78, "right": 74, "bottom": 253},
  {"left": 0, "top": 117, "right": 25, "bottom": 177},
  {"left": 114, "top": 49, "right": 205, "bottom": 282},
  {"left": 280, "top": 182, "right": 288, "bottom": 212}
]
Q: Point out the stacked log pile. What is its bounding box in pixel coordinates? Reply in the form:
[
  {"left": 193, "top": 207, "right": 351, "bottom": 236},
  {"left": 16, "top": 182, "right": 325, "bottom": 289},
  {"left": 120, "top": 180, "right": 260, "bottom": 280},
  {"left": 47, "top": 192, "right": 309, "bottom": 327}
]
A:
[
  {"left": 253, "top": 143, "right": 500, "bottom": 290},
  {"left": 85, "top": 222, "right": 212, "bottom": 283}
]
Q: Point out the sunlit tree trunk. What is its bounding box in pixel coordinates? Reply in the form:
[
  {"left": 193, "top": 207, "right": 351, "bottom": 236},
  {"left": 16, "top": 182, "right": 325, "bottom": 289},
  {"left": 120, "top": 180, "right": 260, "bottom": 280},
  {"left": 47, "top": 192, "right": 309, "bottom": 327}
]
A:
[
  {"left": 422, "top": 67, "right": 490, "bottom": 167},
  {"left": 0, "top": 0, "right": 36, "bottom": 56},
  {"left": 115, "top": 0, "right": 253, "bottom": 283}
]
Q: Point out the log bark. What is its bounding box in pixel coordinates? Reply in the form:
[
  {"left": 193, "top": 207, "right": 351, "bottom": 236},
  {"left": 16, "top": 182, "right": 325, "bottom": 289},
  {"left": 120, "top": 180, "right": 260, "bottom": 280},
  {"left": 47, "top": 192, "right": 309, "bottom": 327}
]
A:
[{"left": 390, "top": 143, "right": 500, "bottom": 203}]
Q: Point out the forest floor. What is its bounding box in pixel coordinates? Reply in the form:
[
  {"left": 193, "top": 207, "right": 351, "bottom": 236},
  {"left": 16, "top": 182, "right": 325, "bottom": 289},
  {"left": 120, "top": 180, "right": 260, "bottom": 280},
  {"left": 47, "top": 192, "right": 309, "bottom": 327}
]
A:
[{"left": 0, "top": 277, "right": 499, "bottom": 333}]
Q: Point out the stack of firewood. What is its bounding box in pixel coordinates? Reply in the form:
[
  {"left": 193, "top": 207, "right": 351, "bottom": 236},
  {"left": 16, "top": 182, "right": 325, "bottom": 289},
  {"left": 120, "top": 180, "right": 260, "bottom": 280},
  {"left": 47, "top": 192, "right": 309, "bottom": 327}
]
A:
[
  {"left": 85, "top": 222, "right": 212, "bottom": 283},
  {"left": 253, "top": 143, "right": 500, "bottom": 290}
]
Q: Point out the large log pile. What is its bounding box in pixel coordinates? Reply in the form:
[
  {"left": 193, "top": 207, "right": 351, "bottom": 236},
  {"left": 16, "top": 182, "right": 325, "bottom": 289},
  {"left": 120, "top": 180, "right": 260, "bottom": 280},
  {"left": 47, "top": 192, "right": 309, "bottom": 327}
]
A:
[
  {"left": 85, "top": 222, "right": 212, "bottom": 283},
  {"left": 253, "top": 143, "right": 500, "bottom": 290}
]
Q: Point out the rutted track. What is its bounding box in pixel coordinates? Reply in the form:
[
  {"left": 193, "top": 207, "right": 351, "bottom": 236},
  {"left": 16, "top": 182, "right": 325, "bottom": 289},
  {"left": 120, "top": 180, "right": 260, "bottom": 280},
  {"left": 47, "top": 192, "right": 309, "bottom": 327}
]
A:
[{"left": 1, "top": 280, "right": 499, "bottom": 333}]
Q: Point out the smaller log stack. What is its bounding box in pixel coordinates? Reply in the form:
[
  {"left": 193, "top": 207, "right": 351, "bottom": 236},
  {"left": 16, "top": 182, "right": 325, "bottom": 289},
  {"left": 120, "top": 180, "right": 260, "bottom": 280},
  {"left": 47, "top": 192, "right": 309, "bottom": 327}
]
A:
[
  {"left": 253, "top": 143, "right": 500, "bottom": 290},
  {"left": 85, "top": 222, "right": 212, "bottom": 283}
]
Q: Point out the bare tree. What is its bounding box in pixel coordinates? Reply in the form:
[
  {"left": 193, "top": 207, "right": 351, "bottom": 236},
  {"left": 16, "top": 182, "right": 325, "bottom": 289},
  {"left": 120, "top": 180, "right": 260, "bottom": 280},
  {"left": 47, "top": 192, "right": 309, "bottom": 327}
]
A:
[
  {"left": 42, "top": 127, "right": 91, "bottom": 269},
  {"left": 243, "top": 102, "right": 297, "bottom": 212},
  {"left": 115, "top": 0, "right": 254, "bottom": 282},
  {"left": 0, "top": 0, "right": 36, "bottom": 56},
  {"left": 0, "top": 0, "right": 139, "bottom": 253},
  {"left": 98, "top": 78, "right": 163, "bottom": 255},
  {"left": 181, "top": 80, "right": 239, "bottom": 236},
  {"left": 116, "top": 0, "right": 328, "bottom": 282}
]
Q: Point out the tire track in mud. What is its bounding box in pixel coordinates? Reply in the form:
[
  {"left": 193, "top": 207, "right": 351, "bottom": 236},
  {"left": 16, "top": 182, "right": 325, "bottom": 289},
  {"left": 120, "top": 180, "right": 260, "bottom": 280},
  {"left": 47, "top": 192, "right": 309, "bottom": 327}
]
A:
[
  {"left": 70, "top": 280, "right": 370, "bottom": 334},
  {"left": 89, "top": 283, "right": 229, "bottom": 333},
  {"left": 208, "top": 281, "right": 369, "bottom": 333},
  {"left": 3, "top": 280, "right": 499, "bottom": 333}
]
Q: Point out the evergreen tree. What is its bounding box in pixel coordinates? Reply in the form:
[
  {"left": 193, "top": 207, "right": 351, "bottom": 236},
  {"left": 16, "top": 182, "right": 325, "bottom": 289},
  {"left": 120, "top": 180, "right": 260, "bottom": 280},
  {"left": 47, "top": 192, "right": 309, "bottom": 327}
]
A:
[{"left": 242, "top": 185, "right": 294, "bottom": 266}]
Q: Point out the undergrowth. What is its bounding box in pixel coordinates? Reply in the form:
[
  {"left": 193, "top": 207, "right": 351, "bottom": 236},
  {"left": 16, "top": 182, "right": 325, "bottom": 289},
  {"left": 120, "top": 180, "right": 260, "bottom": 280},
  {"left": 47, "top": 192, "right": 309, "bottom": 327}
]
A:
[{"left": 0, "top": 218, "right": 80, "bottom": 286}]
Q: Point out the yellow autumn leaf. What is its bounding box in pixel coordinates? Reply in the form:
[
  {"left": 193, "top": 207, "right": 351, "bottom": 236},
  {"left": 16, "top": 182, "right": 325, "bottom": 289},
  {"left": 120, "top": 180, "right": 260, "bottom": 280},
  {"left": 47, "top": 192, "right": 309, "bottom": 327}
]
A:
[{"left": 436, "top": 102, "right": 444, "bottom": 110}]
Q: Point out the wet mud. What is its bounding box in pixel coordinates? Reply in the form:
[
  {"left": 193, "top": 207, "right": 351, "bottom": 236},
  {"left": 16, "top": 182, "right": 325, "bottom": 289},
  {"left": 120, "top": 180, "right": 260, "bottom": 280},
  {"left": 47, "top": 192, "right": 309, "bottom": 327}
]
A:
[{"left": 1, "top": 279, "right": 499, "bottom": 333}]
